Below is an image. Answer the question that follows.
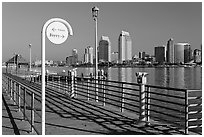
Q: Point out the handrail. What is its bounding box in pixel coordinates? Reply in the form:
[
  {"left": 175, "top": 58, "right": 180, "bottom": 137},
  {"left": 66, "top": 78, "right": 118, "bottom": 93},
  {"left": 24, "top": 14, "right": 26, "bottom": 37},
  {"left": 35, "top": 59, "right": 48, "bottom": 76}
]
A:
[
  {"left": 2, "top": 73, "right": 41, "bottom": 134},
  {"left": 3, "top": 72, "right": 201, "bottom": 135}
]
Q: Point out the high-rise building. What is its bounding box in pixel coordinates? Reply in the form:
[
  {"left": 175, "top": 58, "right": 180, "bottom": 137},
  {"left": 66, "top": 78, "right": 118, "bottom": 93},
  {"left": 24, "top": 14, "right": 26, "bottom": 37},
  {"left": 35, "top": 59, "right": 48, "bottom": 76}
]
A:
[
  {"left": 174, "top": 43, "right": 185, "bottom": 63},
  {"left": 118, "top": 30, "right": 132, "bottom": 63},
  {"left": 72, "top": 49, "right": 78, "bottom": 65},
  {"left": 99, "top": 36, "right": 111, "bottom": 62},
  {"left": 184, "top": 43, "right": 191, "bottom": 63},
  {"left": 155, "top": 46, "right": 165, "bottom": 64},
  {"left": 194, "top": 49, "right": 202, "bottom": 63},
  {"left": 166, "top": 38, "right": 174, "bottom": 63},
  {"left": 84, "top": 46, "right": 93, "bottom": 64}
]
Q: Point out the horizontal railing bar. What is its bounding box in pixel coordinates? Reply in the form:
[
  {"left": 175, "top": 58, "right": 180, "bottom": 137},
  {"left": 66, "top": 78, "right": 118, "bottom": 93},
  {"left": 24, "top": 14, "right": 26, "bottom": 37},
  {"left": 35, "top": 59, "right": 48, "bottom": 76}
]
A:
[
  {"left": 75, "top": 76, "right": 141, "bottom": 86},
  {"left": 145, "top": 84, "right": 187, "bottom": 92},
  {"left": 148, "top": 103, "right": 185, "bottom": 114},
  {"left": 150, "top": 97, "right": 185, "bottom": 106},
  {"left": 148, "top": 91, "right": 185, "bottom": 99}
]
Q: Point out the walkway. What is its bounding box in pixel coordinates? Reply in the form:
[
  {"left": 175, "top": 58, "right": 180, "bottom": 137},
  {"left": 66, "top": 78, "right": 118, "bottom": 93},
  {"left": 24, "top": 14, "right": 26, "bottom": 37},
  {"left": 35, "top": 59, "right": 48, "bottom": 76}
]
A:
[
  {"left": 2, "top": 88, "right": 37, "bottom": 135},
  {"left": 2, "top": 73, "right": 199, "bottom": 135}
]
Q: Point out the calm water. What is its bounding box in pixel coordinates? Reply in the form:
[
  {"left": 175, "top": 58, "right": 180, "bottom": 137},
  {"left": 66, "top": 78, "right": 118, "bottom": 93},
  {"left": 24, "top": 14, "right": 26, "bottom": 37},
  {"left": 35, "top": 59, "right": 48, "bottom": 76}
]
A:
[{"left": 30, "top": 66, "right": 202, "bottom": 90}]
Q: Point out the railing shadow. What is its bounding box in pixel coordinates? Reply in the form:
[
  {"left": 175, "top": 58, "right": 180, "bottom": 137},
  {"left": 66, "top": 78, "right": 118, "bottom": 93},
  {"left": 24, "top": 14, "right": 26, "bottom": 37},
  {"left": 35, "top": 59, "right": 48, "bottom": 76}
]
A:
[
  {"left": 2, "top": 93, "right": 21, "bottom": 135},
  {"left": 44, "top": 88, "right": 184, "bottom": 135}
]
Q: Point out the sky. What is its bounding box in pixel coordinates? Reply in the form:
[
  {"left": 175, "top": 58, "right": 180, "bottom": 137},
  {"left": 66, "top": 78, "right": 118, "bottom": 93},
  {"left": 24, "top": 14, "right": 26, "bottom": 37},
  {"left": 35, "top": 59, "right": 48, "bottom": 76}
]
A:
[{"left": 2, "top": 2, "right": 202, "bottom": 62}]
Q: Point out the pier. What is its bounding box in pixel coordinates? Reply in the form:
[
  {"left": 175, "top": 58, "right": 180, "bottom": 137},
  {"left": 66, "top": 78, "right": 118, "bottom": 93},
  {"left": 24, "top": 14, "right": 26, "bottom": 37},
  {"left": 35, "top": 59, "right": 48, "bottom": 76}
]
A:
[{"left": 2, "top": 72, "right": 202, "bottom": 135}]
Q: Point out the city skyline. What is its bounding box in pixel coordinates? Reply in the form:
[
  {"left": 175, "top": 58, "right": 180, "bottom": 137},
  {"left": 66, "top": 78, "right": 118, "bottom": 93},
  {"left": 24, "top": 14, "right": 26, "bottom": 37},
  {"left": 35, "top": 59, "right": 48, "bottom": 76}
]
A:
[{"left": 2, "top": 2, "right": 202, "bottom": 62}]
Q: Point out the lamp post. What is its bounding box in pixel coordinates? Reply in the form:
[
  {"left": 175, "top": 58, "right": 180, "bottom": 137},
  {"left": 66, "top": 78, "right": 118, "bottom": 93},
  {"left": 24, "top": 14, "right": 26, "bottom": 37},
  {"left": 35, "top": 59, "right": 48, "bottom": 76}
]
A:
[
  {"left": 92, "top": 6, "right": 99, "bottom": 102},
  {"left": 29, "top": 44, "right": 32, "bottom": 71},
  {"left": 92, "top": 6, "right": 99, "bottom": 80}
]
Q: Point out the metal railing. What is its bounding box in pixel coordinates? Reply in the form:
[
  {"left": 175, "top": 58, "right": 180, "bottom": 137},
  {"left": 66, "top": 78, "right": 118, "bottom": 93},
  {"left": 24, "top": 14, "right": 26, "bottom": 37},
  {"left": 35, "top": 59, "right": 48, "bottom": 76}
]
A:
[
  {"left": 2, "top": 72, "right": 202, "bottom": 135},
  {"left": 2, "top": 73, "right": 41, "bottom": 135},
  {"left": 42, "top": 74, "right": 202, "bottom": 134}
]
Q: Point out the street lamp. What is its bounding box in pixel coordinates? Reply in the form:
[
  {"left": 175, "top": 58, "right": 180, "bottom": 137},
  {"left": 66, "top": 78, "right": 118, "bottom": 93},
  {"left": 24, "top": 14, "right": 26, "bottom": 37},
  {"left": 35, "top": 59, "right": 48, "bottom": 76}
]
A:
[
  {"left": 29, "top": 44, "right": 32, "bottom": 71},
  {"left": 92, "top": 6, "right": 99, "bottom": 79}
]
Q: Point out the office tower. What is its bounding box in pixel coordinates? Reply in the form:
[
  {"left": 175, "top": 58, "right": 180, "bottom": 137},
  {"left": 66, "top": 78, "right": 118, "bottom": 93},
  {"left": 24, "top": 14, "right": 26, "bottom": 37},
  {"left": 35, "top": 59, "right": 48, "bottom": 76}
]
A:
[
  {"left": 155, "top": 46, "right": 165, "bottom": 64},
  {"left": 72, "top": 49, "right": 78, "bottom": 65},
  {"left": 184, "top": 43, "right": 191, "bottom": 63},
  {"left": 99, "top": 36, "right": 111, "bottom": 62},
  {"left": 118, "top": 30, "right": 132, "bottom": 63},
  {"left": 84, "top": 46, "right": 93, "bottom": 64},
  {"left": 166, "top": 38, "right": 174, "bottom": 63},
  {"left": 174, "top": 43, "right": 184, "bottom": 63},
  {"left": 194, "top": 49, "right": 202, "bottom": 63}
]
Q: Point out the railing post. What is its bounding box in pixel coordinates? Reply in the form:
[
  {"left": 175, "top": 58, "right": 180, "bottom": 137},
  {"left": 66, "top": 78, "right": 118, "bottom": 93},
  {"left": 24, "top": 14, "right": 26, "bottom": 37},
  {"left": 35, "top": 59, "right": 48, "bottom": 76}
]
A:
[
  {"left": 10, "top": 79, "right": 13, "bottom": 99},
  {"left": 12, "top": 81, "right": 15, "bottom": 101},
  {"left": 87, "top": 78, "right": 90, "bottom": 101},
  {"left": 13, "top": 82, "right": 17, "bottom": 104},
  {"left": 103, "top": 77, "right": 106, "bottom": 106},
  {"left": 136, "top": 72, "right": 148, "bottom": 125},
  {"left": 121, "top": 83, "right": 124, "bottom": 112},
  {"left": 95, "top": 75, "right": 99, "bottom": 102},
  {"left": 74, "top": 69, "right": 77, "bottom": 98},
  {"left": 146, "top": 86, "right": 151, "bottom": 125},
  {"left": 23, "top": 87, "right": 26, "bottom": 120},
  {"left": 70, "top": 70, "right": 76, "bottom": 98},
  {"left": 18, "top": 84, "right": 21, "bottom": 111},
  {"left": 7, "top": 77, "right": 10, "bottom": 94},
  {"left": 65, "top": 76, "right": 68, "bottom": 94},
  {"left": 185, "top": 90, "right": 189, "bottom": 135},
  {"left": 31, "top": 92, "right": 35, "bottom": 132}
]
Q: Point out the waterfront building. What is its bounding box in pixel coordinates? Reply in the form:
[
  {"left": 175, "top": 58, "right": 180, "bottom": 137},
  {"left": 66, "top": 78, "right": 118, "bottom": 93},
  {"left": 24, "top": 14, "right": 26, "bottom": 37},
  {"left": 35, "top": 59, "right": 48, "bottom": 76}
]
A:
[
  {"left": 184, "top": 43, "right": 192, "bottom": 63},
  {"left": 118, "top": 30, "right": 132, "bottom": 63},
  {"left": 155, "top": 46, "right": 165, "bottom": 64},
  {"left": 111, "top": 52, "right": 118, "bottom": 63},
  {"left": 166, "top": 38, "right": 174, "bottom": 63},
  {"left": 99, "top": 36, "right": 111, "bottom": 62},
  {"left": 193, "top": 49, "right": 202, "bottom": 63},
  {"left": 72, "top": 49, "right": 78, "bottom": 65},
  {"left": 84, "top": 46, "right": 94, "bottom": 64},
  {"left": 174, "top": 43, "right": 184, "bottom": 64}
]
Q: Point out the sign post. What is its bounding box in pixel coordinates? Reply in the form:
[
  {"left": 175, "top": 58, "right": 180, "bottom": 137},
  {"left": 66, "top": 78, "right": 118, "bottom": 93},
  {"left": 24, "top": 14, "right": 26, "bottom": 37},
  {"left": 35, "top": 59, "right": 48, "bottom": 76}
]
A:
[{"left": 41, "top": 18, "right": 73, "bottom": 135}]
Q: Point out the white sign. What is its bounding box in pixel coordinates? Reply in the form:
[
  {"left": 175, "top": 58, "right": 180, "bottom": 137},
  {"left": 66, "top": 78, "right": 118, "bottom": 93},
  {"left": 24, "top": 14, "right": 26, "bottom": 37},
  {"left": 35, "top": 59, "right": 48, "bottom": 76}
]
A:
[{"left": 46, "top": 21, "right": 68, "bottom": 44}]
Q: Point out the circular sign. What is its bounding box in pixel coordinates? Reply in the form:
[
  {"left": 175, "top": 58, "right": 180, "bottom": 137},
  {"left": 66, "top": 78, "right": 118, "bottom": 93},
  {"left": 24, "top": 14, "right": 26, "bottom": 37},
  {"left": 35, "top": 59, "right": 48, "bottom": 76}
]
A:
[{"left": 46, "top": 21, "right": 68, "bottom": 45}]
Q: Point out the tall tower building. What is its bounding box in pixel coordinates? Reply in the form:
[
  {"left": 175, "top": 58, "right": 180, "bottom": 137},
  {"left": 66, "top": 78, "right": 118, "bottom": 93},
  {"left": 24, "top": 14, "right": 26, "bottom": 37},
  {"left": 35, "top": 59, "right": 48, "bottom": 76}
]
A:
[
  {"left": 118, "top": 30, "right": 132, "bottom": 63},
  {"left": 166, "top": 38, "right": 174, "bottom": 63},
  {"left": 72, "top": 49, "right": 78, "bottom": 65},
  {"left": 99, "top": 36, "right": 111, "bottom": 62},
  {"left": 155, "top": 46, "right": 165, "bottom": 64},
  {"left": 184, "top": 43, "right": 191, "bottom": 63},
  {"left": 84, "top": 46, "right": 93, "bottom": 64},
  {"left": 174, "top": 43, "right": 185, "bottom": 63}
]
